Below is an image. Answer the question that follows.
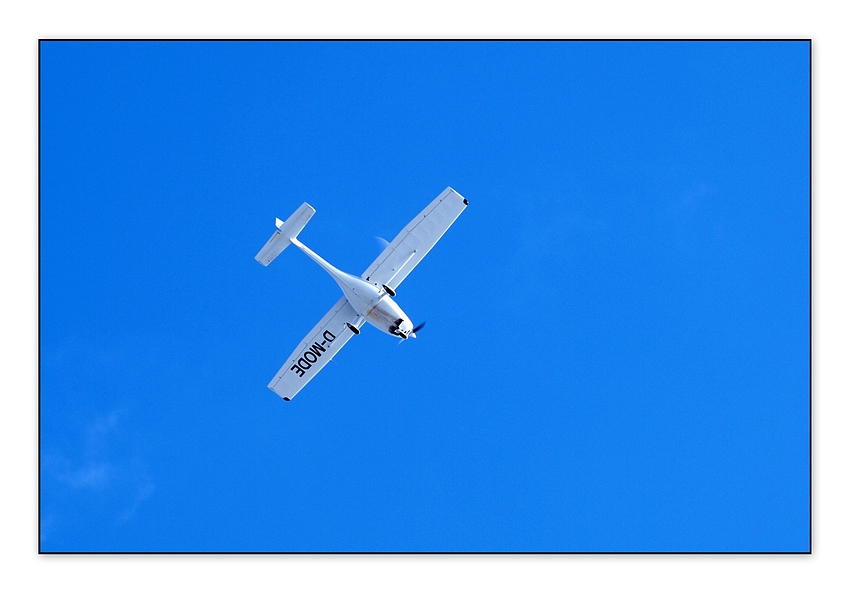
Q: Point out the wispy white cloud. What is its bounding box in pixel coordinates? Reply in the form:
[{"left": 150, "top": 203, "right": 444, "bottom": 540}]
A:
[
  {"left": 118, "top": 480, "right": 156, "bottom": 524},
  {"left": 85, "top": 410, "right": 121, "bottom": 446},
  {"left": 57, "top": 462, "right": 113, "bottom": 489},
  {"left": 40, "top": 512, "right": 58, "bottom": 545},
  {"left": 41, "top": 409, "right": 156, "bottom": 543}
]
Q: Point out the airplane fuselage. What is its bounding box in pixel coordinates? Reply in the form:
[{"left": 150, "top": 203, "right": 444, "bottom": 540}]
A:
[{"left": 289, "top": 237, "right": 416, "bottom": 338}]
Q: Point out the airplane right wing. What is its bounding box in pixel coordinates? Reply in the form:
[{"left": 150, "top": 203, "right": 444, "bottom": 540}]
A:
[
  {"left": 361, "top": 187, "right": 467, "bottom": 291},
  {"left": 267, "top": 296, "right": 362, "bottom": 401}
]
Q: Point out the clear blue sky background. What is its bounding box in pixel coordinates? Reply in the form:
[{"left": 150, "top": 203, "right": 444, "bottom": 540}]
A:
[{"left": 40, "top": 40, "right": 809, "bottom": 553}]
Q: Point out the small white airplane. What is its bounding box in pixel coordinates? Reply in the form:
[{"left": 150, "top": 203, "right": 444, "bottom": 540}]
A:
[{"left": 255, "top": 187, "right": 468, "bottom": 401}]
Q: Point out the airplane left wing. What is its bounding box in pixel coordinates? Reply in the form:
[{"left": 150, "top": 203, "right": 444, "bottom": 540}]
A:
[{"left": 267, "top": 296, "right": 362, "bottom": 401}]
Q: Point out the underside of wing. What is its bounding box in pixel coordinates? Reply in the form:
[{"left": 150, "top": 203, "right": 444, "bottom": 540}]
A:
[
  {"left": 361, "top": 187, "right": 467, "bottom": 290},
  {"left": 268, "top": 296, "right": 362, "bottom": 401}
]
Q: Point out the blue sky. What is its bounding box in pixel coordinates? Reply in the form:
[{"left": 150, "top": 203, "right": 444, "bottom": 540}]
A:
[{"left": 39, "top": 40, "right": 810, "bottom": 552}]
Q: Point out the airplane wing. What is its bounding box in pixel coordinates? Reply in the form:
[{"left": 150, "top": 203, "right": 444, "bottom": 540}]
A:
[
  {"left": 268, "top": 296, "right": 362, "bottom": 401},
  {"left": 361, "top": 187, "right": 468, "bottom": 290}
]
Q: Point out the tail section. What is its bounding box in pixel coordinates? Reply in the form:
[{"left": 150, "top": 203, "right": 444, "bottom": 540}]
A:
[{"left": 254, "top": 203, "right": 316, "bottom": 266}]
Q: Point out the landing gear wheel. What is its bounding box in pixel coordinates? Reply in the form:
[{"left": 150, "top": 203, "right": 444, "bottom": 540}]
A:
[{"left": 346, "top": 322, "right": 360, "bottom": 335}]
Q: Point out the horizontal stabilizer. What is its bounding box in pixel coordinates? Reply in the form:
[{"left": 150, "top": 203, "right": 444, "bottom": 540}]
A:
[{"left": 255, "top": 203, "right": 316, "bottom": 266}]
